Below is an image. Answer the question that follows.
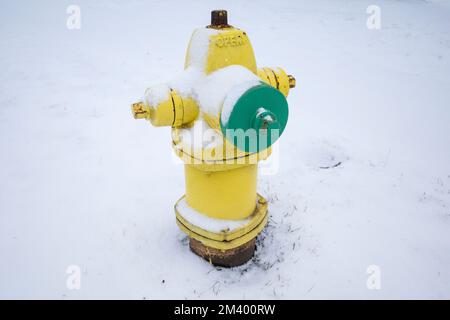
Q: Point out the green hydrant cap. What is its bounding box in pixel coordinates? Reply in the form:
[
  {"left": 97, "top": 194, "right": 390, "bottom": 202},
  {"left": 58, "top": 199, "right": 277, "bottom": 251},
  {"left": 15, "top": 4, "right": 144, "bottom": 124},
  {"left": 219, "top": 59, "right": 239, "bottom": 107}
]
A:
[{"left": 220, "top": 82, "right": 289, "bottom": 153}]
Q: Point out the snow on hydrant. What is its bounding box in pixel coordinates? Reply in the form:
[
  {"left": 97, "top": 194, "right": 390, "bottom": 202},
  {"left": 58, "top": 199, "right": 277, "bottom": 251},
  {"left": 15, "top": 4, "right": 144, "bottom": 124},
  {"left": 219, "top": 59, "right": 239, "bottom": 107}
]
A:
[{"left": 131, "top": 10, "right": 296, "bottom": 267}]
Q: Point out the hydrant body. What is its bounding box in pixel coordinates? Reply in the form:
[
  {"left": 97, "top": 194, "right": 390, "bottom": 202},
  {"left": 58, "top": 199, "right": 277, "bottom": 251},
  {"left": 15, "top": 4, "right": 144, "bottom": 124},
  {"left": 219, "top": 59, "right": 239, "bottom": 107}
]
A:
[{"left": 132, "top": 10, "right": 295, "bottom": 267}]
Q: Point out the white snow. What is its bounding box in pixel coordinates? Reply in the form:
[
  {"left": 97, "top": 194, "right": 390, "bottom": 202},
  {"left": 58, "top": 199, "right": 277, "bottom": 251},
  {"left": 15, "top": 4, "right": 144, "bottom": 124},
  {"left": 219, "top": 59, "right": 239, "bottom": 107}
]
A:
[
  {"left": 165, "top": 64, "right": 260, "bottom": 149},
  {"left": 176, "top": 197, "right": 252, "bottom": 233},
  {"left": 221, "top": 79, "right": 262, "bottom": 125},
  {"left": 194, "top": 65, "right": 259, "bottom": 117},
  {"left": 1, "top": 0, "right": 450, "bottom": 299},
  {"left": 144, "top": 83, "right": 170, "bottom": 107},
  {"left": 176, "top": 118, "right": 223, "bottom": 149},
  {"left": 167, "top": 67, "right": 202, "bottom": 99},
  {"left": 167, "top": 64, "right": 259, "bottom": 117},
  {"left": 185, "top": 27, "right": 220, "bottom": 71}
]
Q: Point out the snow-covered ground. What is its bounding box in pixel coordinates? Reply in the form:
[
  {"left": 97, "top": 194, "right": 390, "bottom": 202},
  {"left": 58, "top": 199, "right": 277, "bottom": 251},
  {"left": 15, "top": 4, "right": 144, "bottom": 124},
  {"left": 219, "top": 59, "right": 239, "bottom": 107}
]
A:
[{"left": 1, "top": 0, "right": 450, "bottom": 299}]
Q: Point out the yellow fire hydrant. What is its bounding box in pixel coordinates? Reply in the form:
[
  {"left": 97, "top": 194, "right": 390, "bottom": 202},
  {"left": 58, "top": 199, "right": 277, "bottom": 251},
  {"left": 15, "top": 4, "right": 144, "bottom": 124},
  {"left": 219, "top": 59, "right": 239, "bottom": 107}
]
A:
[{"left": 131, "top": 10, "right": 295, "bottom": 267}]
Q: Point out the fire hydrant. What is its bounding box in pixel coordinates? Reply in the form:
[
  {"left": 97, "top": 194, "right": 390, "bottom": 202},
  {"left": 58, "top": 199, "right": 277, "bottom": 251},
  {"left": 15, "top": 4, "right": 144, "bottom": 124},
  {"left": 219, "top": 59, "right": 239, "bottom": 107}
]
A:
[{"left": 131, "top": 10, "right": 295, "bottom": 267}]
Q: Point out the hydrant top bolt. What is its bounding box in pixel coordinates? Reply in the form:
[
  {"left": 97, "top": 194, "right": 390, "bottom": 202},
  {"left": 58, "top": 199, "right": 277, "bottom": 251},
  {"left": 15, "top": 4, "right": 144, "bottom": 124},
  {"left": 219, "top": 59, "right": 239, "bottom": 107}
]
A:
[{"left": 209, "top": 10, "right": 230, "bottom": 28}]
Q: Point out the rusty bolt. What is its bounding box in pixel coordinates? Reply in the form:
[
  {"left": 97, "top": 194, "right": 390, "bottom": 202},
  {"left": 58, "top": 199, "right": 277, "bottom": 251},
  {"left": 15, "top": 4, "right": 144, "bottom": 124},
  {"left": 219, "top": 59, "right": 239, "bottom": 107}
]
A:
[
  {"left": 131, "top": 101, "right": 150, "bottom": 119},
  {"left": 209, "top": 10, "right": 230, "bottom": 28},
  {"left": 258, "top": 197, "right": 267, "bottom": 205},
  {"left": 288, "top": 75, "right": 296, "bottom": 89}
]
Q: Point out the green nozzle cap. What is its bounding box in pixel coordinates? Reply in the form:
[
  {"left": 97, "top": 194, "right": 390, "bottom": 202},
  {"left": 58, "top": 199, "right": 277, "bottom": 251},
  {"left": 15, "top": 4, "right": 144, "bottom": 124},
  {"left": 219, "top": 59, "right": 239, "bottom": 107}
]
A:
[{"left": 220, "top": 82, "right": 289, "bottom": 153}]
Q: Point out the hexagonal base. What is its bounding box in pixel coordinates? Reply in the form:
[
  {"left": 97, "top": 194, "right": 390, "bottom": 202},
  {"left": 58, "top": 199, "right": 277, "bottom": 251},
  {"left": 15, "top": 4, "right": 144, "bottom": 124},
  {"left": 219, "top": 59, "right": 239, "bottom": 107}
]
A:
[{"left": 189, "top": 237, "right": 256, "bottom": 267}]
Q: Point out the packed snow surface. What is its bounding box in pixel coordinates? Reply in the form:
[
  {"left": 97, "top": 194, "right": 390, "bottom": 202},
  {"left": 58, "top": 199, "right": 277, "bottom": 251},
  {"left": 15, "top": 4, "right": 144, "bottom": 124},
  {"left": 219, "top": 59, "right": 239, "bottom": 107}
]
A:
[{"left": 1, "top": 0, "right": 450, "bottom": 299}]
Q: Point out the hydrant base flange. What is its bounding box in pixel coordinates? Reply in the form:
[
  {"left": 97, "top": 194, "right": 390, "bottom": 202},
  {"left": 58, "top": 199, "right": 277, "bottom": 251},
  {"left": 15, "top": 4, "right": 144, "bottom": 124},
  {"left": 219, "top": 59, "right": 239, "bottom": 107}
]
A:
[
  {"left": 175, "top": 194, "right": 268, "bottom": 249},
  {"left": 189, "top": 237, "right": 256, "bottom": 268},
  {"left": 175, "top": 194, "right": 268, "bottom": 266}
]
